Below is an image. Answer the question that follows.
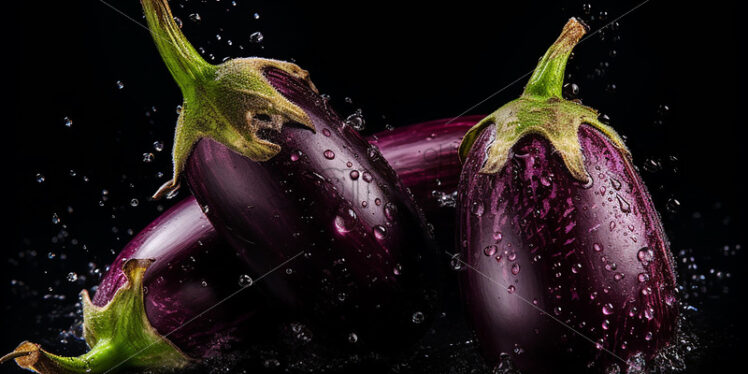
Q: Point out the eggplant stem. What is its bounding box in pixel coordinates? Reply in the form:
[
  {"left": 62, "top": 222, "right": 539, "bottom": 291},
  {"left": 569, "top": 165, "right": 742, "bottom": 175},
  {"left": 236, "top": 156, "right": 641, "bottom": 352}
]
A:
[
  {"left": 140, "top": 0, "right": 214, "bottom": 92},
  {"left": 0, "top": 350, "right": 32, "bottom": 364},
  {"left": 141, "top": 1, "right": 316, "bottom": 200},
  {"left": 521, "top": 18, "right": 587, "bottom": 100}
]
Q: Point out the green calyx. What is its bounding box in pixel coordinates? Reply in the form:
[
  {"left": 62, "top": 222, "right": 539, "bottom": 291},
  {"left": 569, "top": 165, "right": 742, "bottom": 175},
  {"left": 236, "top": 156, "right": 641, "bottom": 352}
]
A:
[
  {"left": 458, "top": 18, "right": 629, "bottom": 182},
  {"left": 141, "top": 0, "right": 316, "bottom": 199},
  {"left": 3, "top": 259, "right": 191, "bottom": 374}
]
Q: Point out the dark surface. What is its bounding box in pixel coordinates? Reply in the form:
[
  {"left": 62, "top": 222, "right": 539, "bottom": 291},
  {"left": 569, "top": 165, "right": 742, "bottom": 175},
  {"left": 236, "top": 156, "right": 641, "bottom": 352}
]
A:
[{"left": 5, "top": 0, "right": 746, "bottom": 373}]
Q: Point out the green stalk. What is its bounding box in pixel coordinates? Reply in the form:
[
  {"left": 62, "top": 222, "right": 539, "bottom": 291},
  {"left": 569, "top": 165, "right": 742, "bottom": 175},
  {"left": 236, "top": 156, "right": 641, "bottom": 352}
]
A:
[
  {"left": 521, "top": 19, "right": 586, "bottom": 100},
  {"left": 458, "top": 18, "right": 629, "bottom": 181},
  {"left": 3, "top": 260, "right": 191, "bottom": 374},
  {"left": 140, "top": 0, "right": 316, "bottom": 200},
  {"left": 140, "top": 0, "right": 214, "bottom": 94}
]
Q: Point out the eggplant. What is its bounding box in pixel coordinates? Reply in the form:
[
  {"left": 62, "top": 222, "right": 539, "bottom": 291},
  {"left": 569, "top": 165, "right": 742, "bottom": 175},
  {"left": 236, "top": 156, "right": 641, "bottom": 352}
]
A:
[
  {"left": 3, "top": 110, "right": 477, "bottom": 374},
  {"left": 139, "top": 0, "right": 441, "bottom": 354},
  {"left": 456, "top": 19, "right": 678, "bottom": 373},
  {"left": 3, "top": 199, "right": 270, "bottom": 373}
]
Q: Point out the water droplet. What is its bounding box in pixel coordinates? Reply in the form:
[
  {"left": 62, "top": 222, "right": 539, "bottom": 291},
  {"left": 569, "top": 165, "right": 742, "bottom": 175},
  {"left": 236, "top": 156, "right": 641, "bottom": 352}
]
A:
[
  {"left": 290, "top": 150, "right": 301, "bottom": 161},
  {"left": 349, "top": 170, "right": 359, "bottom": 180},
  {"left": 322, "top": 128, "right": 331, "bottom": 137},
  {"left": 571, "top": 263, "right": 582, "bottom": 274},
  {"left": 201, "top": 280, "right": 208, "bottom": 287},
  {"left": 643, "top": 307, "right": 655, "bottom": 320},
  {"left": 511, "top": 263, "right": 520, "bottom": 275},
  {"left": 644, "top": 331, "right": 653, "bottom": 341},
  {"left": 507, "top": 285, "right": 516, "bottom": 294},
  {"left": 637, "top": 272, "right": 649, "bottom": 283},
  {"left": 593, "top": 243, "right": 603, "bottom": 252},
  {"left": 323, "top": 149, "right": 335, "bottom": 160},
  {"left": 602, "top": 303, "right": 615, "bottom": 315},
  {"left": 66, "top": 272, "right": 78, "bottom": 282},
  {"left": 129, "top": 198, "right": 139, "bottom": 207},
  {"left": 348, "top": 332, "right": 358, "bottom": 343},
  {"left": 384, "top": 202, "right": 396, "bottom": 221},
  {"left": 450, "top": 253, "right": 464, "bottom": 271},
  {"left": 63, "top": 117, "right": 73, "bottom": 127},
  {"left": 393, "top": 263, "right": 402, "bottom": 275},
  {"left": 411, "top": 311, "right": 425, "bottom": 324},
  {"left": 470, "top": 200, "right": 485, "bottom": 216},
  {"left": 153, "top": 141, "right": 164, "bottom": 152},
  {"left": 143, "top": 153, "right": 154, "bottom": 163},
  {"left": 189, "top": 13, "right": 201, "bottom": 22},
  {"left": 666, "top": 197, "right": 681, "bottom": 214},
  {"left": 483, "top": 245, "right": 497, "bottom": 256},
  {"left": 51, "top": 213, "right": 61, "bottom": 225},
  {"left": 493, "top": 231, "right": 503, "bottom": 241},
  {"left": 36, "top": 173, "right": 45, "bottom": 183},
  {"left": 253, "top": 13, "right": 260, "bottom": 20},
  {"left": 637, "top": 247, "right": 654, "bottom": 264},
  {"left": 238, "top": 274, "right": 253, "bottom": 287},
  {"left": 362, "top": 171, "right": 373, "bottom": 183},
  {"left": 334, "top": 209, "right": 357, "bottom": 234},
  {"left": 554, "top": 306, "right": 562, "bottom": 315},
  {"left": 563, "top": 82, "right": 580, "bottom": 99},
  {"left": 602, "top": 319, "right": 610, "bottom": 330},
  {"left": 345, "top": 111, "right": 365, "bottom": 131},
  {"left": 373, "top": 225, "right": 387, "bottom": 240},
  {"left": 173, "top": 16, "right": 183, "bottom": 28},
  {"left": 610, "top": 177, "right": 622, "bottom": 190},
  {"left": 616, "top": 194, "right": 631, "bottom": 213},
  {"left": 115, "top": 80, "right": 125, "bottom": 90},
  {"left": 249, "top": 31, "right": 264, "bottom": 43}
]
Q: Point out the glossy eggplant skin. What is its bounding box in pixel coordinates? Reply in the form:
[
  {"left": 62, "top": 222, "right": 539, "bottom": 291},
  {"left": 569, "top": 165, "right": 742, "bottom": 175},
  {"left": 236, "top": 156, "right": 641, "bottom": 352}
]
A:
[
  {"left": 183, "top": 67, "right": 443, "bottom": 351},
  {"left": 369, "top": 115, "right": 482, "bottom": 213},
  {"left": 91, "top": 199, "right": 267, "bottom": 359},
  {"left": 457, "top": 125, "right": 678, "bottom": 371},
  {"left": 89, "top": 115, "right": 477, "bottom": 359}
]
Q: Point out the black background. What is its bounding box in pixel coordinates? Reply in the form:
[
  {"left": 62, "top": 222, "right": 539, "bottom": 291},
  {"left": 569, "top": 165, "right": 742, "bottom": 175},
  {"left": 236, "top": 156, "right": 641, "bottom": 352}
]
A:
[{"left": 4, "top": 0, "right": 746, "bottom": 373}]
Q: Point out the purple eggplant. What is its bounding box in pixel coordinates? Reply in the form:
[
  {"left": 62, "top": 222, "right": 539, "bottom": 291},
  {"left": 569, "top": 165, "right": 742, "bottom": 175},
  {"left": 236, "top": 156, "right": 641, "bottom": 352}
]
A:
[
  {"left": 370, "top": 115, "right": 484, "bottom": 215},
  {"left": 3, "top": 199, "right": 271, "bottom": 373},
  {"left": 2, "top": 110, "right": 477, "bottom": 373},
  {"left": 457, "top": 19, "right": 678, "bottom": 372},
  {"left": 138, "top": 0, "right": 442, "bottom": 352}
]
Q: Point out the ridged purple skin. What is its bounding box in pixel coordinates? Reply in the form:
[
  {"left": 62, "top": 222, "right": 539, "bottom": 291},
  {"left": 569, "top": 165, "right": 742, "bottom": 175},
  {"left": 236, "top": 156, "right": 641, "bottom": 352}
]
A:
[
  {"left": 90, "top": 199, "right": 265, "bottom": 358},
  {"left": 182, "top": 67, "right": 446, "bottom": 351},
  {"left": 89, "top": 115, "right": 478, "bottom": 358},
  {"left": 457, "top": 125, "right": 678, "bottom": 371}
]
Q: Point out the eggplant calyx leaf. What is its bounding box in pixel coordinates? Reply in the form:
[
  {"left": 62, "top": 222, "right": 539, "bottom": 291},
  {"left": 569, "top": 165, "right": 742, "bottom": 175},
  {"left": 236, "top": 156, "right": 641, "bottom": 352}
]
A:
[
  {"left": 458, "top": 17, "right": 628, "bottom": 182},
  {"left": 142, "top": 0, "right": 316, "bottom": 199},
  {"left": 461, "top": 98, "right": 628, "bottom": 182},
  {"left": 4, "top": 259, "right": 191, "bottom": 374}
]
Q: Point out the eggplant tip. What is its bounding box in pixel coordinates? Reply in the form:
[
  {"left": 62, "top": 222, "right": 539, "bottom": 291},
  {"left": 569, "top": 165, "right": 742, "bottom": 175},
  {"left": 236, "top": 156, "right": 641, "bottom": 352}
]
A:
[
  {"left": 152, "top": 179, "right": 180, "bottom": 200},
  {"left": 1, "top": 342, "right": 47, "bottom": 373}
]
